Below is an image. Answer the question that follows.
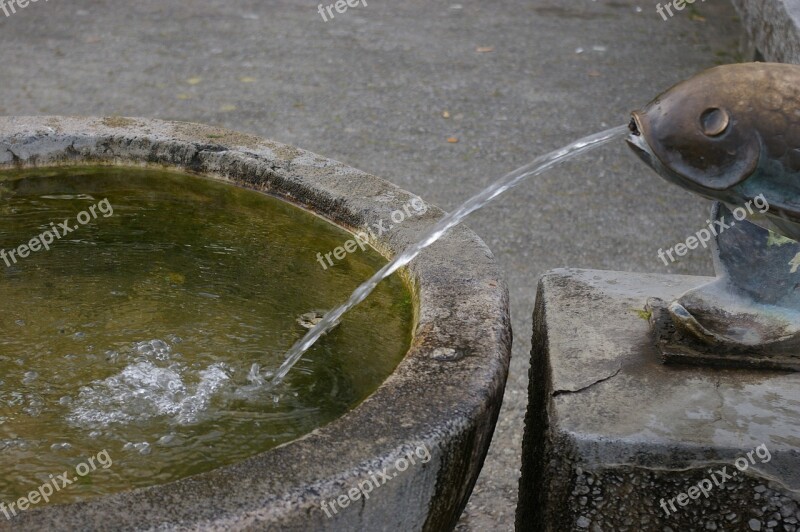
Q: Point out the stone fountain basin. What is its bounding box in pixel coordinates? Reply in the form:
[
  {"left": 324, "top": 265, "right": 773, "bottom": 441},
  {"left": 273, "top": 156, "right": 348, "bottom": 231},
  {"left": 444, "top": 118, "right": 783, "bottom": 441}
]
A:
[{"left": 0, "top": 116, "right": 511, "bottom": 531}]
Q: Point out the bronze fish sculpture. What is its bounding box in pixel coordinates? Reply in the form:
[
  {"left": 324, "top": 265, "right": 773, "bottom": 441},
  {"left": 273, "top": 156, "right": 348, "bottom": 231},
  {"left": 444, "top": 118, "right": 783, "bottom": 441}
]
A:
[
  {"left": 627, "top": 62, "right": 800, "bottom": 239},
  {"left": 626, "top": 62, "right": 800, "bottom": 370}
]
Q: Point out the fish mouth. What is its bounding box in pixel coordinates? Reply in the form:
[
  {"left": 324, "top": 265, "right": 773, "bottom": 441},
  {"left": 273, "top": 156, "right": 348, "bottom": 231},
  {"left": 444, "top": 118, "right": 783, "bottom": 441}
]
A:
[
  {"left": 627, "top": 114, "right": 642, "bottom": 137},
  {"left": 625, "top": 111, "right": 698, "bottom": 193},
  {"left": 625, "top": 112, "right": 656, "bottom": 169}
]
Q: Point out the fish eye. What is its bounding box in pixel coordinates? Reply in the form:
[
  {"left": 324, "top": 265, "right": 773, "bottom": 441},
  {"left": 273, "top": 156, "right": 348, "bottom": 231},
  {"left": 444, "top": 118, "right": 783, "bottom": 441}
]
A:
[{"left": 700, "top": 108, "right": 729, "bottom": 137}]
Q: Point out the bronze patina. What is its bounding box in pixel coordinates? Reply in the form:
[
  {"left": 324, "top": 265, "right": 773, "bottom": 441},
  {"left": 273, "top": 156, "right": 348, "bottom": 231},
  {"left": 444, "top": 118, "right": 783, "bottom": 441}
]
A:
[{"left": 627, "top": 62, "right": 800, "bottom": 370}]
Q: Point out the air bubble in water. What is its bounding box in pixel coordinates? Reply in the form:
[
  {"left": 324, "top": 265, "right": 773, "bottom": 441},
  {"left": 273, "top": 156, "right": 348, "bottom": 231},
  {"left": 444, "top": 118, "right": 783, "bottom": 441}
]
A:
[{"left": 123, "top": 441, "right": 151, "bottom": 455}]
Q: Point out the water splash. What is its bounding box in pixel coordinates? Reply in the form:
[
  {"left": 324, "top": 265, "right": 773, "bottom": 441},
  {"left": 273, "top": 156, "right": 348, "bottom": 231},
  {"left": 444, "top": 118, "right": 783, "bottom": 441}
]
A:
[
  {"left": 67, "top": 339, "right": 233, "bottom": 427},
  {"left": 269, "top": 125, "right": 629, "bottom": 386}
]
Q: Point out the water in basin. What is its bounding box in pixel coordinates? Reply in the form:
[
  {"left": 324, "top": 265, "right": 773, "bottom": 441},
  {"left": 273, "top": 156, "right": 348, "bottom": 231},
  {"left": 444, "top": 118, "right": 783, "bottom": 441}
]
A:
[{"left": 0, "top": 166, "right": 413, "bottom": 505}]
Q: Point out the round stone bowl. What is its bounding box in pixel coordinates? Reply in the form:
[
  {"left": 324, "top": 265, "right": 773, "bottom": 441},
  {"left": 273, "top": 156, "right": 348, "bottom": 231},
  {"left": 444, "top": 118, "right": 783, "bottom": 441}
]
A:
[{"left": 0, "top": 116, "right": 510, "bottom": 531}]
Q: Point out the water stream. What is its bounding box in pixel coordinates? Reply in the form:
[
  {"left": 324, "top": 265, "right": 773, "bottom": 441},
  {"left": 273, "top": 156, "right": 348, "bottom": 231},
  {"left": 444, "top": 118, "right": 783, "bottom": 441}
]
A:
[{"left": 270, "top": 125, "right": 629, "bottom": 386}]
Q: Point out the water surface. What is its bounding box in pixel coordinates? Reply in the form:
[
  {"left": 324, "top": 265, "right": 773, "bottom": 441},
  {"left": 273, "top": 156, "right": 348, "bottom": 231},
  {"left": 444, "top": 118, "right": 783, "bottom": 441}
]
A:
[{"left": 0, "top": 166, "right": 413, "bottom": 504}]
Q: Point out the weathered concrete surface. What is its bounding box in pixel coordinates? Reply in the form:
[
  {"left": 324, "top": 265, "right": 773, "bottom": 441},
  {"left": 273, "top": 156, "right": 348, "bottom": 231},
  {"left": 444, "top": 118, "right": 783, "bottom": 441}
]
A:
[
  {"left": 0, "top": 2, "right": 745, "bottom": 529},
  {"left": 518, "top": 269, "right": 800, "bottom": 531},
  {"left": 731, "top": 0, "right": 800, "bottom": 63},
  {"left": 0, "top": 116, "right": 511, "bottom": 531}
]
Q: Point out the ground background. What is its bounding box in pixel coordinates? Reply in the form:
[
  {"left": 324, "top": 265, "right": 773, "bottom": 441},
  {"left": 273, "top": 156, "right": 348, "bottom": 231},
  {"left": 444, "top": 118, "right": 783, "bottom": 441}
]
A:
[{"left": 0, "top": 1, "right": 744, "bottom": 529}]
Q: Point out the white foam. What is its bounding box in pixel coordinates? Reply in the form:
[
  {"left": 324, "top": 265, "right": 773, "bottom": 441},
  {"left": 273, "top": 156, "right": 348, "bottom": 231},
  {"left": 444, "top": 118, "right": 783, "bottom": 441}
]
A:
[{"left": 67, "top": 339, "right": 233, "bottom": 428}]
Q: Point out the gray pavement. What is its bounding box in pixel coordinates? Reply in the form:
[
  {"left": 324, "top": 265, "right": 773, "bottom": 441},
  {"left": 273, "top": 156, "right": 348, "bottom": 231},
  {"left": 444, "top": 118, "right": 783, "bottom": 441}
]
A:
[{"left": 0, "top": 1, "right": 745, "bottom": 529}]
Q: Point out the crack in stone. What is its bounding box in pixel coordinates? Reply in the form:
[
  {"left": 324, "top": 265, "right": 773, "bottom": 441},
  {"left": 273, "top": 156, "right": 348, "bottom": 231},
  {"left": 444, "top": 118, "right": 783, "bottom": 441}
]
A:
[{"left": 552, "top": 366, "right": 622, "bottom": 397}]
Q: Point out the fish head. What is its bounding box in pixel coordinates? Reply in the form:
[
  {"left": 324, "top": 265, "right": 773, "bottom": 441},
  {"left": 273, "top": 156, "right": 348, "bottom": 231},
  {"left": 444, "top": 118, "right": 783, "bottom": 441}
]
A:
[{"left": 627, "top": 64, "right": 763, "bottom": 200}]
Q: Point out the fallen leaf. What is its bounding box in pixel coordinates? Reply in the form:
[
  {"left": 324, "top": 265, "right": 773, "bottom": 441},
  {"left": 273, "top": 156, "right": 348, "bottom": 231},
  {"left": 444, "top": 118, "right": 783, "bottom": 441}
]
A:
[
  {"left": 690, "top": 14, "right": 706, "bottom": 21},
  {"left": 476, "top": 46, "right": 494, "bottom": 53},
  {"left": 239, "top": 76, "right": 257, "bottom": 83},
  {"left": 442, "top": 110, "right": 451, "bottom": 119},
  {"left": 588, "top": 70, "right": 601, "bottom": 77},
  {"left": 186, "top": 77, "right": 203, "bottom": 85},
  {"left": 219, "top": 104, "right": 237, "bottom": 112},
  {"left": 176, "top": 93, "right": 191, "bottom": 100},
  {"left": 447, "top": 137, "right": 459, "bottom": 143}
]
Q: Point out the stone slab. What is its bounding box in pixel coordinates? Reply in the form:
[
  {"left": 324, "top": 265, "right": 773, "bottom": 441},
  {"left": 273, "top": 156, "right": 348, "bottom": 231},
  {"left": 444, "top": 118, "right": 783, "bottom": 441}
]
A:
[{"left": 517, "top": 269, "right": 800, "bottom": 531}]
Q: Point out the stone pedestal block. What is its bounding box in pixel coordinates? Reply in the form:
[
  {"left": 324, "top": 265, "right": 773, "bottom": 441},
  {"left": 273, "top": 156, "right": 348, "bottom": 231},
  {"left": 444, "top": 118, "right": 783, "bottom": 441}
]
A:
[
  {"left": 730, "top": 0, "right": 800, "bottom": 63},
  {"left": 517, "top": 269, "right": 800, "bottom": 532}
]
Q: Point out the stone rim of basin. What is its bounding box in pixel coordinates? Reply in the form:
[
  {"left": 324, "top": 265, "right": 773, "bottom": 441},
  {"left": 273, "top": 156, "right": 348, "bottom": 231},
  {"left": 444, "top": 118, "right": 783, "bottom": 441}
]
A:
[{"left": 0, "top": 116, "right": 511, "bottom": 530}]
